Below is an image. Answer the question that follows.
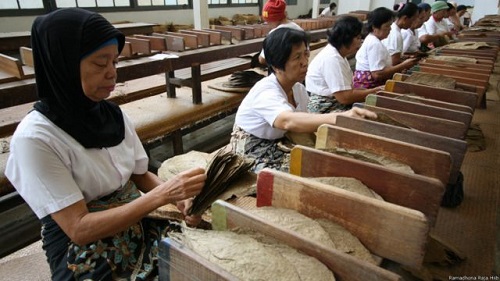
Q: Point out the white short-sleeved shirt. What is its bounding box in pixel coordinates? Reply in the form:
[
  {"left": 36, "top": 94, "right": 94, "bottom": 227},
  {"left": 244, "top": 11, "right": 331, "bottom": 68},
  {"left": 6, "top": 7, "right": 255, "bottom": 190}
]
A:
[
  {"left": 5, "top": 111, "right": 149, "bottom": 219},
  {"left": 382, "top": 22, "right": 403, "bottom": 57},
  {"left": 355, "top": 33, "right": 392, "bottom": 72},
  {"left": 235, "top": 74, "right": 309, "bottom": 140},
  {"left": 423, "top": 16, "right": 449, "bottom": 35},
  {"left": 402, "top": 28, "right": 420, "bottom": 53},
  {"left": 259, "top": 21, "right": 303, "bottom": 60},
  {"left": 320, "top": 7, "right": 335, "bottom": 17},
  {"left": 305, "top": 44, "right": 353, "bottom": 97},
  {"left": 417, "top": 22, "right": 429, "bottom": 38}
]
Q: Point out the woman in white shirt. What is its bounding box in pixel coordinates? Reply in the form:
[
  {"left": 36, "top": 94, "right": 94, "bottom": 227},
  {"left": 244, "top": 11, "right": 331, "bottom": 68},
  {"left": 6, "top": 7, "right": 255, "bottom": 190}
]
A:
[
  {"left": 383, "top": 2, "right": 419, "bottom": 65},
  {"left": 402, "top": 4, "right": 427, "bottom": 54},
  {"left": 353, "top": 7, "right": 418, "bottom": 89},
  {"left": 5, "top": 8, "right": 205, "bottom": 280},
  {"left": 419, "top": 1, "right": 455, "bottom": 48},
  {"left": 306, "top": 16, "right": 381, "bottom": 113},
  {"left": 231, "top": 28, "right": 377, "bottom": 172}
]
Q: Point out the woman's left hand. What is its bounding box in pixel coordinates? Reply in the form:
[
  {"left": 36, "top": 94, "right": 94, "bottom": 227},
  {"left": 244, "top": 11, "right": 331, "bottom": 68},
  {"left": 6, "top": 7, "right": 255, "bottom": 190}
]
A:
[
  {"left": 177, "top": 199, "right": 202, "bottom": 227},
  {"left": 344, "top": 107, "right": 378, "bottom": 120}
]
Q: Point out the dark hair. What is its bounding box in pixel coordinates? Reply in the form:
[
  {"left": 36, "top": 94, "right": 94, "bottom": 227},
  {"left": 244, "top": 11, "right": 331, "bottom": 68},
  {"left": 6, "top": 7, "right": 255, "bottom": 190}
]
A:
[
  {"left": 327, "top": 15, "right": 362, "bottom": 50},
  {"left": 418, "top": 3, "right": 431, "bottom": 11},
  {"left": 366, "top": 7, "right": 395, "bottom": 33},
  {"left": 396, "top": 2, "right": 418, "bottom": 18},
  {"left": 329, "top": 2, "right": 337, "bottom": 9},
  {"left": 456, "top": 5, "right": 467, "bottom": 12},
  {"left": 263, "top": 28, "right": 310, "bottom": 73},
  {"left": 447, "top": 2, "right": 455, "bottom": 11}
]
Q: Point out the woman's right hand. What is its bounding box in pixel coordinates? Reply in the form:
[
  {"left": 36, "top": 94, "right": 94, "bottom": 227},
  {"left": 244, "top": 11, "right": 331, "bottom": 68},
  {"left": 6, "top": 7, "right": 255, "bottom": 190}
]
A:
[
  {"left": 402, "top": 57, "right": 419, "bottom": 69},
  {"left": 156, "top": 167, "right": 206, "bottom": 204}
]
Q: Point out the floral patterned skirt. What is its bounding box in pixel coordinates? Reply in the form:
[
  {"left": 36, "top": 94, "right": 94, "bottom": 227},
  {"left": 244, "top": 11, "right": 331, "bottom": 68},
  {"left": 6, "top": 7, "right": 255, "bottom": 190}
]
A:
[
  {"left": 230, "top": 125, "right": 290, "bottom": 173},
  {"left": 41, "top": 181, "right": 174, "bottom": 281},
  {"left": 353, "top": 70, "right": 384, "bottom": 89},
  {"left": 307, "top": 93, "right": 351, "bottom": 113}
]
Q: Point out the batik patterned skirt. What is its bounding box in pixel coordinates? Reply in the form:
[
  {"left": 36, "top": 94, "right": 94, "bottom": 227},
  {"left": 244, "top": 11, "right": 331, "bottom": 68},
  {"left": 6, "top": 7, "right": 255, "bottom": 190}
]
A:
[
  {"left": 307, "top": 93, "right": 351, "bottom": 113},
  {"left": 41, "top": 181, "right": 174, "bottom": 281},
  {"left": 353, "top": 70, "right": 384, "bottom": 89},
  {"left": 230, "top": 125, "right": 290, "bottom": 173}
]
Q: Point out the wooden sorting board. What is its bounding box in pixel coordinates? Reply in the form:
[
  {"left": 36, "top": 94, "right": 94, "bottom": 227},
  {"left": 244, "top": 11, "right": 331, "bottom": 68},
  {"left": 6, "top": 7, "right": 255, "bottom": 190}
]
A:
[
  {"left": 315, "top": 124, "right": 452, "bottom": 185},
  {"left": 211, "top": 199, "right": 404, "bottom": 281},
  {"left": 289, "top": 145, "right": 444, "bottom": 226}
]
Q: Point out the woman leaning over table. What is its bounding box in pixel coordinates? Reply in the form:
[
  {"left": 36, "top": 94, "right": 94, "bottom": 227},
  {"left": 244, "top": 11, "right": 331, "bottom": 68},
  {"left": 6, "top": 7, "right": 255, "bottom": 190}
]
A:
[
  {"left": 5, "top": 8, "right": 205, "bottom": 280},
  {"left": 230, "top": 28, "right": 377, "bottom": 173},
  {"left": 306, "top": 16, "right": 383, "bottom": 113},
  {"left": 353, "top": 7, "right": 418, "bottom": 89}
]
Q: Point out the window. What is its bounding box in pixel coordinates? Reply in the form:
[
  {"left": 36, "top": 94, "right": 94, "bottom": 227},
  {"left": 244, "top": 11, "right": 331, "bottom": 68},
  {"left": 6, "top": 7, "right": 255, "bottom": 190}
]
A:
[
  {"left": 138, "top": 0, "right": 189, "bottom": 6},
  {"left": 56, "top": 0, "right": 130, "bottom": 8},
  {"left": 0, "top": 0, "right": 44, "bottom": 9},
  {"left": 208, "top": 0, "right": 257, "bottom": 5}
]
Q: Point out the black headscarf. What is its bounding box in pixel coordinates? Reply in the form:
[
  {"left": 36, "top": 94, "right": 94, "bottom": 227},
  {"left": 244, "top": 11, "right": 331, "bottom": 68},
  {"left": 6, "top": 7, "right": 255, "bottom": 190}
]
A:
[{"left": 32, "top": 8, "right": 126, "bottom": 148}]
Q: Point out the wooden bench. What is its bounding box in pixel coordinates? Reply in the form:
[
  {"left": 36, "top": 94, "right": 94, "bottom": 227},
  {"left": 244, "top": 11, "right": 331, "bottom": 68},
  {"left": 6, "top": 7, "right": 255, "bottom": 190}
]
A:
[
  {"left": 374, "top": 91, "right": 473, "bottom": 114},
  {"left": 0, "top": 53, "right": 34, "bottom": 83}
]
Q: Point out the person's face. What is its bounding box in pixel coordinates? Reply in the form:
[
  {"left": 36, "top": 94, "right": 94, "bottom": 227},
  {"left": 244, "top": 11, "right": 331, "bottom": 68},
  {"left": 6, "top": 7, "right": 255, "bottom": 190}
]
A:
[
  {"left": 373, "top": 20, "right": 392, "bottom": 40},
  {"left": 433, "top": 9, "right": 446, "bottom": 21},
  {"left": 282, "top": 42, "right": 309, "bottom": 83},
  {"left": 412, "top": 10, "right": 426, "bottom": 29},
  {"left": 401, "top": 12, "right": 419, "bottom": 29},
  {"left": 80, "top": 44, "right": 119, "bottom": 102}
]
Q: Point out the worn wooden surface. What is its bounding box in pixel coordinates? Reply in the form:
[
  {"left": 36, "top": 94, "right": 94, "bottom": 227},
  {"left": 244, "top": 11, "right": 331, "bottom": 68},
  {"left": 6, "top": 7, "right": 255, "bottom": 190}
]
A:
[
  {"left": 315, "top": 124, "right": 452, "bottom": 185},
  {"left": 289, "top": 145, "right": 445, "bottom": 226},
  {"left": 211, "top": 199, "right": 403, "bottom": 281},
  {"left": 374, "top": 91, "right": 473, "bottom": 113}
]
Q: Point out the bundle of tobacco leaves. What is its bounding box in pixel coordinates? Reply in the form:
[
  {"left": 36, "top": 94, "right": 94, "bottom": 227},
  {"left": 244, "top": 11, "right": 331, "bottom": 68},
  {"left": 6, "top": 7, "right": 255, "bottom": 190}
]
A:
[
  {"left": 223, "top": 70, "right": 265, "bottom": 88},
  {"left": 188, "top": 149, "right": 255, "bottom": 215}
]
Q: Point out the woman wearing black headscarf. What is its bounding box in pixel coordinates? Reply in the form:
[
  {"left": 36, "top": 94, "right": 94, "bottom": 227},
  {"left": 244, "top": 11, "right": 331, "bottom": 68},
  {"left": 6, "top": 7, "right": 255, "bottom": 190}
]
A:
[{"left": 5, "top": 8, "right": 206, "bottom": 280}]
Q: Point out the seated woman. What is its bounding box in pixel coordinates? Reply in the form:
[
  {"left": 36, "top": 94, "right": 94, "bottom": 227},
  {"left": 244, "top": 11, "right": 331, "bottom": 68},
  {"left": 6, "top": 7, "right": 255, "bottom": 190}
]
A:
[
  {"left": 418, "top": 1, "right": 455, "bottom": 48},
  {"left": 306, "top": 16, "right": 382, "bottom": 113},
  {"left": 353, "top": 7, "right": 418, "bottom": 89},
  {"left": 383, "top": 2, "right": 419, "bottom": 66},
  {"left": 5, "top": 8, "right": 206, "bottom": 280},
  {"left": 402, "top": 4, "right": 427, "bottom": 55},
  {"left": 230, "top": 28, "right": 377, "bottom": 172}
]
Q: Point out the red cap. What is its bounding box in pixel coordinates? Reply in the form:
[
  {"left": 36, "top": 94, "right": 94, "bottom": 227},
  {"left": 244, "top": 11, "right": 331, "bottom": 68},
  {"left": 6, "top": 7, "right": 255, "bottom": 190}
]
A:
[{"left": 262, "top": 0, "right": 287, "bottom": 23}]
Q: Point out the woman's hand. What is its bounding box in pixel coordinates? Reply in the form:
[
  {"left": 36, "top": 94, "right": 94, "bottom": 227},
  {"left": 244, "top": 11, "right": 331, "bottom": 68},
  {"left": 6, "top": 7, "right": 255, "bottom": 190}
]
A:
[
  {"left": 343, "top": 107, "right": 378, "bottom": 120},
  {"left": 177, "top": 199, "right": 203, "bottom": 227},
  {"left": 153, "top": 167, "right": 206, "bottom": 206},
  {"left": 402, "top": 57, "right": 419, "bottom": 69}
]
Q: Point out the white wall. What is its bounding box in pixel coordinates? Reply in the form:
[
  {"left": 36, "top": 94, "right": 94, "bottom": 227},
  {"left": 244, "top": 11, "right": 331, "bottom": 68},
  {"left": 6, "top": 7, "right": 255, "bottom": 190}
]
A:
[{"left": 0, "top": 0, "right": 498, "bottom": 33}]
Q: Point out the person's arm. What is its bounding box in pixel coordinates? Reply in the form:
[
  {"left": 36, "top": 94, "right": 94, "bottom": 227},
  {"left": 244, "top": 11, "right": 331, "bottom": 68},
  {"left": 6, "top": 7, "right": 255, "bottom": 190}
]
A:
[
  {"left": 390, "top": 53, "right": 403, "bottom": 66},
  {"left": 371, "top": 57, "right": 418, "bottom": 81},
  {"left": 334, "top": 86, "right": 384, "bottom": 105},
  {"left": 51, "top": 167, "right": 206, "bottom": 246},
  {"left": 273, "top": 107, "right": 377, "bottom": 133}
]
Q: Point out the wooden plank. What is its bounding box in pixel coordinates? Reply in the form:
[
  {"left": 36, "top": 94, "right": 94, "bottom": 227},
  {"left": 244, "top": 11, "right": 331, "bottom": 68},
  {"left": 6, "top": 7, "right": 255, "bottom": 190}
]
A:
[
  {"left": 19, "top": 47, "right": 33, "bottom": 67},
  {"left": 375, "top": 91, "right": 473, "bottom": 113},
  {"left": 158, "top": 238, "right": 239, "bottom": 281},
  {"left": 212, "top": 26, "right": 245, "bottom": 41},
  {"left": 165, "top": 32, "right": 198, "bottom": 49},
  {"left": 203, "top": 28, "right": 232, "bottom": 44},
  {"left": 120, "top": 41, "right": 133, "bottom": 58},
  {"left": 211, "top": 200, "right": 403, "bottom": 281},
  {"left": 0, "top": 53, "right": 23, "bottom": 79},
  {"left": 152, "top": 32, "right": 185, "bottom": 52},
  {"left": 419, "top": 61, "right": 491, "bottom": 75},
  {"left": 417, "top": 65, "right": 490, "bottom": 82},
  {"left": 134, "top": 35, "right": 167, "bottom": 51},
  {"left": 198, "top": 29, "right": 222, "bottom": 45},
  {"left": 365, "top": 94, "right": 473, "bottom": 126},
  {"left": 315, "top": 124, "right": 452, "bottom": 185},
  {"left": 235, "top": 25, "right": 255, "bottom": 39},
  {"left": 334, "top": 116, "right": 467, "bottom": 184},
  {"left": 354, "top": 103, "right": 468, "bottom": 139},
  {"left": 290, "top": 145, "right": 444, "bottom": 225},
  {"left": 384, "top": 80, "right": 478, "bottom": 110},
  {"left": 125, "top": 36, "right": 152, "bottom": 55},
  {"left": 252, "top": 169, "right": 430, "bottom": 268},
  {"left": 180, "top": 30, "right": 210, "bottom": 47},
  {"left": 289, "top": 145, "right": 444, "bottom": 226}
]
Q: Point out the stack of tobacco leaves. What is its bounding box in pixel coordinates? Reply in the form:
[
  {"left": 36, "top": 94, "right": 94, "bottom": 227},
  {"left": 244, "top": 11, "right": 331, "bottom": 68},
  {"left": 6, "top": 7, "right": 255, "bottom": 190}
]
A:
[
  {"left": 188, "top": 149, "right": 255, "bottom": 215},
  {"left": 223, "top": 70, "right": 265, "bottom": 88}
]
